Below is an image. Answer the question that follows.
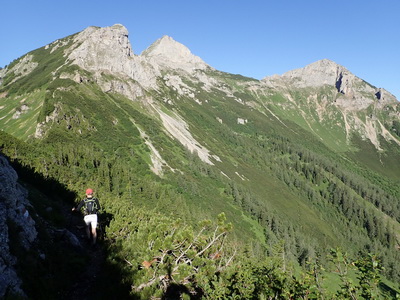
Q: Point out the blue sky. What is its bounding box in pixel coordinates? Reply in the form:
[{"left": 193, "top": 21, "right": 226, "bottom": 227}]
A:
[{"left": 1, "top": 0, "right": 399, "bottom": 99}]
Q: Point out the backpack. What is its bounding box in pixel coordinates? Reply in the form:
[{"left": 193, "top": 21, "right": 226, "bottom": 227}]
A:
[{"left": 84, "top": 198, "right": 99, "bottom": 214}]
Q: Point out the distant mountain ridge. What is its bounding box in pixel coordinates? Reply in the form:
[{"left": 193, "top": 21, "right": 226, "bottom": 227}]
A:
[
  {"left": 1, "top": 23, "right": 399, "bottom": 174},
  {"left": 0, "top": 23, "right": 399, "bottom": 173},
  {"left": 263, "top": 58, "right": 396, "bottom": 108}
]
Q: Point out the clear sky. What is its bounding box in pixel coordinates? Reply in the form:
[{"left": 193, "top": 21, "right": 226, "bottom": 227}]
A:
[{"left": 1, "top": 0, "right": 399, "bottom": 99}]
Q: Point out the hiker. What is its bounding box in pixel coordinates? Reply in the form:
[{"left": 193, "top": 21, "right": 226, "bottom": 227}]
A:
[{"left": 72, "top": 188, "right": 101, "bottom": 245}]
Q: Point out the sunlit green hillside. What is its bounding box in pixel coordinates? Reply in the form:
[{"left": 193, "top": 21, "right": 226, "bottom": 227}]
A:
[{"left": 1, "top": 26, "right": 399, "bottom": 298}]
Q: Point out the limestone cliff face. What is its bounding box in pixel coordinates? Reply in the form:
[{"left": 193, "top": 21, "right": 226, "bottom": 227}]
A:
[
  {"left": 66, "top": 24, "right": 210, "bottom": 92},
  {"left": 141, "top": 35, "right": 210, "bottom": 73},
  {"left": 262, "top": 59, "right": 397, "bottom": 111},
  {"left": 1, "top": 24, "right": 399, "bottom": 161},
  {"left": 67, "top": 24, "right": 159, "bottom": 90},
  {"left": 68, "top": 24, "right": 133, "bottom": 72},
  {"left": 260, "top": 59, "right": 400, "bottom": 150},
  {"left": 65, "top": 25, "right": 217, "bottom": 166},
  {"left": 269, "top": 59, "right": 356, "bottom": 90},
  {"left": 0, "top": 155, "right": 37, "bottom": 299}
]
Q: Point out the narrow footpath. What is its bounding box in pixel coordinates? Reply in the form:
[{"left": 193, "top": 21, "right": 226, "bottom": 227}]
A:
[{"left": 61, "top": 207, "right": 106, "bottom": 300}]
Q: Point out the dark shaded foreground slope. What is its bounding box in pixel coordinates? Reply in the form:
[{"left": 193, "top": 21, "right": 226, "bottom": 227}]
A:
[{"left": 61, "top": 205, "right": 132, "bottom": 300}]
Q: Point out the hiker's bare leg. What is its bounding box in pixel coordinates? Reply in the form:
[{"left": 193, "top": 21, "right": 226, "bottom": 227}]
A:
[
  {"left": 92, "top": 227, "right": 97, "bottom": 244},
  {"left": 86, "top": 225, "right": 91, "bottom": 240}
]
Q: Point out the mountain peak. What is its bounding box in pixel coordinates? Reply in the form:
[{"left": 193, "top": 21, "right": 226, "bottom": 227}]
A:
[
  {"left": 262, "top": 58, "right": 398, "bottom": 113},
  {"left": 142, "top": 35, "right": 191, "bottom": 58},
  {"left": 68, "top": 24, "right": 134, "bottom": 71},
  {"left": 141, "top": 35, "right": 209, "bottom": 72},
  {"left": 306, "top": 58, "right": 342, "bottom": 69},
  {"left": 263, "top": 58, "right": 367, "bottom": 95},
  {"left": 261, "top": 59, "right": 353, "bottom": 99},
  {"left": 279, "top": 58, "right": 350, "bottom": 87}
]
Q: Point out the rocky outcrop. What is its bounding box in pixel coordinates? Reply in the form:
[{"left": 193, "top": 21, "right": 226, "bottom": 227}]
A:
[
  {"left": 0, "top": 155, "right": 37, "bottom": 299},
  {"left": 67, "top": 24, "right": 134, "bottom": 71},
  {"left": 0, "top": 54, "right": 38, "bottom": 88},
  {"left": 260, "top": 59, "right": 400, "bottom": 150},
  {"left": 141, "top": 35, "right": 210, "bottom": 73},
  {"left": 262, "top": 59, "right": 398, "bottom": 110},
  {"left": 2, "top": 24, "right": 399, "bottom": 164},
  {"left": 67, "top": 24, "right": 159, "bottom": 90},
  {"left": 66, "top": 25, "right": 211, "bottom": 93}
]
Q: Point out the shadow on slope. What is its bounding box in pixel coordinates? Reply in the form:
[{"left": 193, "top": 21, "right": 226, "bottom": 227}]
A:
[{"left": 4, "top": 155, "right": 134, "bottom": 300}]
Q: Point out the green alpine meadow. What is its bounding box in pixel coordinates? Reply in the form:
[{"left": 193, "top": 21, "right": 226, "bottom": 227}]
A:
[{"left": 1, "top": 24, "right": 399, "bottom": 299}]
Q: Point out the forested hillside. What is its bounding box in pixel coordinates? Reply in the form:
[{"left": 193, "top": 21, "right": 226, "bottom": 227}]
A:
[{"left": 0, "top": 24, "right": 399, "bottom": 299}]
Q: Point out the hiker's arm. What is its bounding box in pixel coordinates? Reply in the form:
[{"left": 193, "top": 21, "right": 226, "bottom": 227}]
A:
[{"left": 72, "top": 200, "right": 84, "bottom": 211}]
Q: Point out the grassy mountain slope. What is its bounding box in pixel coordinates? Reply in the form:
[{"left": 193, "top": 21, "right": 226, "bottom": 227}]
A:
[{"left": 1, "top": 25, "right": 399, "bottom": 298}]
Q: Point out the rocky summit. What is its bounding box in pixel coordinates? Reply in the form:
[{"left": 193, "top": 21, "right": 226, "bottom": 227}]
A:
[
  {"left": 263, "top": 59, "right": 397, "bottom": 109},
  {"left": 1, "top": 23, "right": 399, "bottom": 169},
  {"left": 2, "top": 24, "right": 399, "bottom": 154}
]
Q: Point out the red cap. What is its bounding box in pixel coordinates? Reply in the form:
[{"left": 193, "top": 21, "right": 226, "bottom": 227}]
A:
[{"left": 86, "top": 188, "right": 93, "bottom": 195}]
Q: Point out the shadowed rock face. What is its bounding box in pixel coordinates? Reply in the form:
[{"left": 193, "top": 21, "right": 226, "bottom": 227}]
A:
[{"left": 0, "top": 155, "right": 37, "bottom": 298}]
